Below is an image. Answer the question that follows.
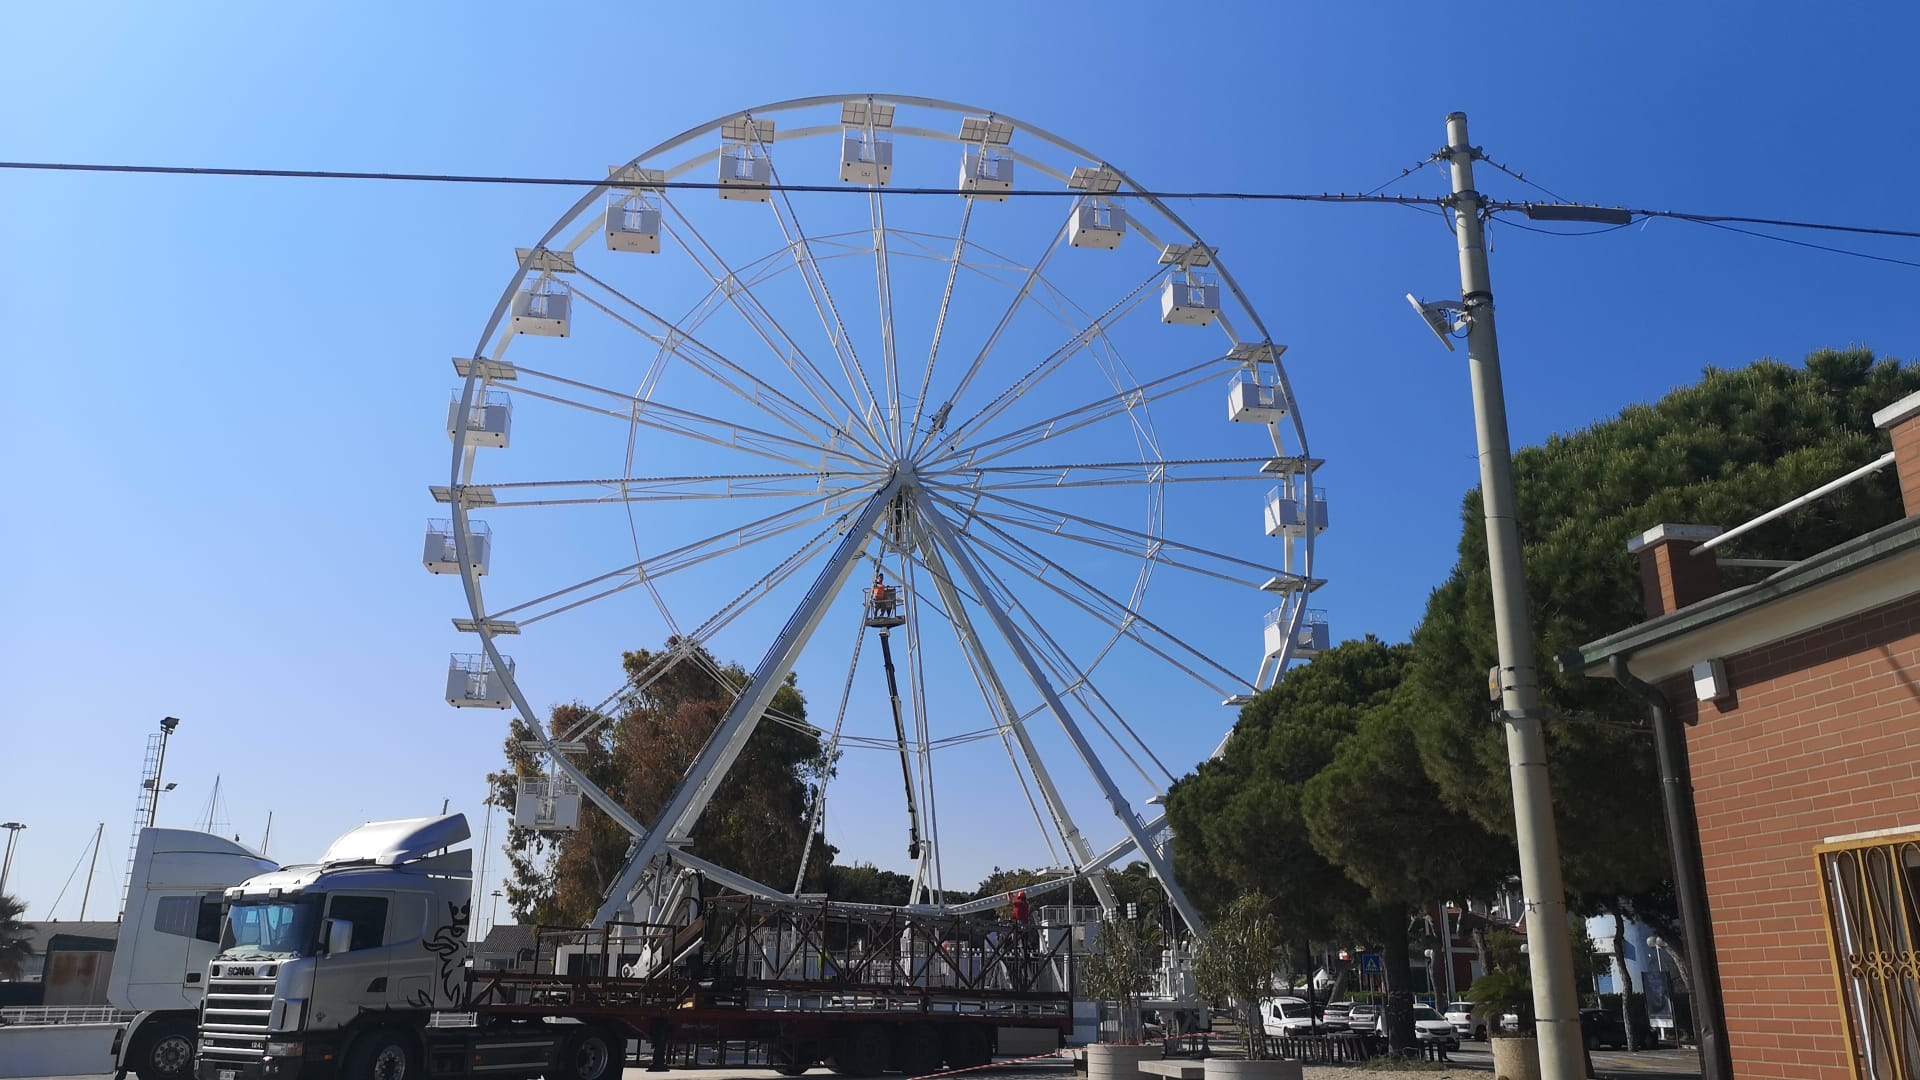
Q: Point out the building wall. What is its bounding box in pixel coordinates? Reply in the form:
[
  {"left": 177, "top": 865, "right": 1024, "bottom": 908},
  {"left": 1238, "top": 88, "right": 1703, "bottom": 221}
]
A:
[{"left": 1668, "top": 591, "right": 1920, "bottom": 1080}]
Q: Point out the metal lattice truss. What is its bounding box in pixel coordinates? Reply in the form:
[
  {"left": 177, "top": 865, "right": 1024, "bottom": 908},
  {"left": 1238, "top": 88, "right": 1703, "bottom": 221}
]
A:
[{"left": 435, "top": 95, "right": 1322, "bottom": 938}]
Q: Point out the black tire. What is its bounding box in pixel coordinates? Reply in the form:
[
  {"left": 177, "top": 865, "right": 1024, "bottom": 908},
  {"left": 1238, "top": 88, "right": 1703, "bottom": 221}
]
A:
[
  {"left": 346, "top": 1028, "right": 417, "bottom": 1080},
  {"left": 826, "top": 1023, "right": 890, "bottom": 1078},
  {"left": 892, "top": 1023, "right": 943, "bottom": 1077},
  {"left": 942, "top": 1025, "right": 992, "bottom": 1071},
  {"left": 133, "top": 1020, "right": 196, "bottom": 1080},
  {"left": 558, "top": 1028, "right": 624, "bottom": 1080},
  {"left": 770, "top": 1041, "right": 812, "bottom": 1077}
]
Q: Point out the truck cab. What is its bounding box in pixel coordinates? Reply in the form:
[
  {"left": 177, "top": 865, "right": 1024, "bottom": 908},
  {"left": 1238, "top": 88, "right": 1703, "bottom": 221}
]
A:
[
  {"left": 111, "top": 828, "right": 276, "bottom": 1080},
  {"left": 195, "top": 815, "right": 474, "bottom": 1080}
]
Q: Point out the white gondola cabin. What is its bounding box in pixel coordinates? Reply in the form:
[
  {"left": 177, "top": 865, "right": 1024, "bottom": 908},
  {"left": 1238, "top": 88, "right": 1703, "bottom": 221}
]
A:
[
  {"left": 423, "top": 519, "right": 490, "bottom": 576},
  {"left": 1228, "top": 371, "right": 1288, "bottom": 424},
  {"left": 1265, "top": 608, "right": 1329, "bottom": 660},
  {"left": 1161, "top": 273, "right": 1219, "bottom": 326},
  {"left": 605, "top": 193, "right": 662, "bottom": 253},
  {"left": 1264, "top": 485, "right": 1329, "bottom": 538},
  {"left": 513, "top": 776, "right": 582, "bottom": 832},
  {"left": 1068, "top": 202, "right": 1125, "bottom": 250},
  {"left": 719, "top": 146, "right": 773, "bottom": 201},
  {"left": 959, "top": 148, "right": 1014, "bottom": 201},
  {"left": 510, "top": 280, "right": 570, "bottom": 337},
  {"left": 447, "top": 653, "right": 513, "bottom": 709},
  {"left": 447, "top": 390, "right": 512, "bottom": 448},
  {"left": 841, "top": 133, "right": 893, "bottom": 185}
]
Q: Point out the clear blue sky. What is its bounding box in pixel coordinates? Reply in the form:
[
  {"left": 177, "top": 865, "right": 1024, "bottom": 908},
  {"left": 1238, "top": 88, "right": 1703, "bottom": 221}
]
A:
[{"left": 4, "top": 3, "right": 1916, "bottom": 926}]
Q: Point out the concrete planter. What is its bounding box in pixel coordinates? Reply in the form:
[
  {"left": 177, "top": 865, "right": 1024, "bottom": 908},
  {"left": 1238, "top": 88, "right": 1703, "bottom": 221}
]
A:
[
  {"left": 1203, "top": 1059, "right": 1303, "bottom": 1080},
  {"left": 1086, "top": 1042, "right": 1161, "bottom": 1080},
  {"left": 1489, "top": 1034, "right": 1541, "bottom": 1080}
]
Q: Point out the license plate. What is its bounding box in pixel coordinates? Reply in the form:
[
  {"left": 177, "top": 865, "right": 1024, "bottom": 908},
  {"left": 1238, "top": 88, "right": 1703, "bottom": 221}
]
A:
[{"left": 219, "top": 1070, "right": 236, "bottom": 1080}]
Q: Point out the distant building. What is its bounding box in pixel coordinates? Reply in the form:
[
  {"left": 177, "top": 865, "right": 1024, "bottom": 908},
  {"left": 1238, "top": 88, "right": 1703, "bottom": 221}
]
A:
[
  {"left": 473, "top": 923, "right": 536, "bottom": 972},
  {"left": 1568, "top": 390, "right": 1920, "bottom": 1080},
  {"left": 1, "top": 920, "right": 121, "bottom": 1006}
]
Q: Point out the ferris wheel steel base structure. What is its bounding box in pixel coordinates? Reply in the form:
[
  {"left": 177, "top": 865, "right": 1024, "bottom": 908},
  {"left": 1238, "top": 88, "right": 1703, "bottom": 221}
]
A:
[{"left": 432, "top": 94, "right": 1325, "bottom": 938}]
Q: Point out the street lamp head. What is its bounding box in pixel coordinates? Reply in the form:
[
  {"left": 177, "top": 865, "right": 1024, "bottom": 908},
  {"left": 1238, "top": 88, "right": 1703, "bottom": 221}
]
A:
[
  {"left": 1405, "top": 294, "right": 1466, "bottom": 352},
  {"left": 0, "top": 822, "right": 23, "bottom": 831},
  {"left": 160, "top": 716, "right": 181, "bottom": 733}
]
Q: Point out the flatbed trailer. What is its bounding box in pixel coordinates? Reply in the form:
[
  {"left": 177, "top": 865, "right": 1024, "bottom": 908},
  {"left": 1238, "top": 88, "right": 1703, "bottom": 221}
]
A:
[{"left": 198, "top": 890, "right": 1071, "bottom": 1080}]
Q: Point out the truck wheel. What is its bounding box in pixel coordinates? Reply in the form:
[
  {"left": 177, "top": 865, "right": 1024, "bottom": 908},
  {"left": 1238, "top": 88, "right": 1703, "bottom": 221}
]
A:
[
  {"left": 770, "top": 1041, "right": 812, "bottom": 1076},
  {"left": 942, "top": 1025, "right": 991, "bottom": 1070},
  {"left": 559, "top": 1028, "right": 624, "bottom": 1080},
  {"left": 893, "top": 1023, "right": 943, "bottom": 1077},
  {"left": 134, "top": 1021, "right": 196, "bottom": 1080},
  {"left": 826, "top": 1023, "right": 889, "bottom": 1077},
  {"left": 346, "top": 1029, "right": 416, "bottom": 1080}
]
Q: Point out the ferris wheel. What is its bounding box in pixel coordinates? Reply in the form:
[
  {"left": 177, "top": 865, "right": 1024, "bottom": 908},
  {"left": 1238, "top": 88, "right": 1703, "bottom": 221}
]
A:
[{"left": 425, "top": 94, "right": 1327, "bottom": 931}]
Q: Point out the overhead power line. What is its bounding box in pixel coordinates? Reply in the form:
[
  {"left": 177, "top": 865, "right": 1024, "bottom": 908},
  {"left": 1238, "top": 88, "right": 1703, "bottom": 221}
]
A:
[{"left": 5, "top": 159, "right": 1919, "bottom": 262}]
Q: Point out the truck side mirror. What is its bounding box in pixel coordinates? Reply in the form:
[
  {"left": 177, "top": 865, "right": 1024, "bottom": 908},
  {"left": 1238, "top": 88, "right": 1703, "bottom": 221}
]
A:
[{"left": 325, "top": 919, "right": 354, "bottom": 956}]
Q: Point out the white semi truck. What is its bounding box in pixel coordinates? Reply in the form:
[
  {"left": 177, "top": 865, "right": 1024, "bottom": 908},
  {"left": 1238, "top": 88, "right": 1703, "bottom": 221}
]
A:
[
  {"left": 170, "top": 813, "right": 1068, "bottom": 1080},
  {"left": 110, "top": 828, "right": 277, "bottom": 1080}
]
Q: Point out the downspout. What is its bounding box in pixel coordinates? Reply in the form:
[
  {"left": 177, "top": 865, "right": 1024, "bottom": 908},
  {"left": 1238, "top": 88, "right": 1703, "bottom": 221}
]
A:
[{"left": 1608, "top": 655, "right": 1732, "bottom": 1080}]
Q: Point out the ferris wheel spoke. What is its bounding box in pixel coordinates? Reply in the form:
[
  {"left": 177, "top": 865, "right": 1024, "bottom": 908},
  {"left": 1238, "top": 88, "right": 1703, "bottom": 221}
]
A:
[
  {"left": 944, "top": 528, "right": 1176, "bottom": 790},
  {"left": 477, "top": 470, "right": 868, "bottom": 508},
  {"left": 940, "top": 457, "right": 1275, "bottom": 491},
  {"left": 475, "top": 486, "right": 874, "bottom": 633},
  {"left": 926, "top": 266, "right": 1168, "bottom": 459},
  {"left": 904, "top": 198, "right": 975, "bottom": 447},
  {"left": 922, "top": 491, "right": 1253, "bottom": 697},
  {"left": 568, "top": 267, "right": 866, "bottom": 454},
  {"left": 868, "top": 184, "right": 903, "bottom": 453},
  {"left": 932, "top": 484, "right": 1321, "bottom": 594},
  {"left": 508, "top": 368, "right": 874, "bottom": 472},
  {"left": 916, "top": 502, "right": 1205, "bottom": 933},
  {"left": 905, "top": 208, "right": 1072, "bottom": 460},
  {"left": 656, "top": 199, "right": 881, "bottom": 456},
  {"left": 924, "top": 354, "right": 1239, "bottom": 471},
  {"left": 753, "top": 131, "right": 893, "bottom": 458}
]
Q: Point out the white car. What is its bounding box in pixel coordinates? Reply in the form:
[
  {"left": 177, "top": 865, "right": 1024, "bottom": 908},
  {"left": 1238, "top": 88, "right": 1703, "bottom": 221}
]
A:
[
  {"left": 1260, "top": 996, "right": 1318, "bottom": 1036},
  {"left": 1443, "top": 1001, "right": 1478, "bottom": 1038},
  {"left": 1374, "top": 1005, "right": 1462, "bottom": 1050}
]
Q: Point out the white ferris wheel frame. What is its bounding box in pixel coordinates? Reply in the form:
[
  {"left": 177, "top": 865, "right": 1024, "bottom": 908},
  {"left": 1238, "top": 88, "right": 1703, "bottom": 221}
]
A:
[{"left": 438, "top": 93, "right": 1320, "bottom": 933}]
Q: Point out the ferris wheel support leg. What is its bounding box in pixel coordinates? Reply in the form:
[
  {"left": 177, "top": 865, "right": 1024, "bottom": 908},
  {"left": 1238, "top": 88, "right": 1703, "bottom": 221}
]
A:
[
  {"left": 914, "top": 533, "right": 1118, "bottom": 914},
  {"left": 918, "top": 505, "right": 1206, "bottom": 938},
  {"left": 590, "top": 476, "right": 907, "bottom": 926}
]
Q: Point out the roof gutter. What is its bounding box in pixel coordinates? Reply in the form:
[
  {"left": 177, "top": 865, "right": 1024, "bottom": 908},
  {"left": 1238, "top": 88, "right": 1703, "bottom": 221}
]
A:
[{"left": 1608, "top": 656, "right": 1731, "bottom": 1080}]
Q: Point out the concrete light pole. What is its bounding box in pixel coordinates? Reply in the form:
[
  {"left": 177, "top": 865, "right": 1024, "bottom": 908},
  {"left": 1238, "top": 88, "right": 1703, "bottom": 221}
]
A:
[
  {"left": 1438, "top": 111, "right": 1585, "bottom": 1080},
  {"left": 0, "top": 822, "right": 24, "bottom": 897}
]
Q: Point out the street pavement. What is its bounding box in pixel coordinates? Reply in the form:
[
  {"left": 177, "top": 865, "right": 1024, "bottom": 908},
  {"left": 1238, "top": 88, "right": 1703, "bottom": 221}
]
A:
[{"left": 28, "top": 1045, "right": 1704, "bottom": 1080}]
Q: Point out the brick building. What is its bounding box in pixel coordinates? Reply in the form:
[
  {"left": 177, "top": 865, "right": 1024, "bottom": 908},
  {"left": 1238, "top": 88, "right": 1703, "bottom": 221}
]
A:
[{"left": 1567, "top": 390, "right": 1920, "bottom": 1079}]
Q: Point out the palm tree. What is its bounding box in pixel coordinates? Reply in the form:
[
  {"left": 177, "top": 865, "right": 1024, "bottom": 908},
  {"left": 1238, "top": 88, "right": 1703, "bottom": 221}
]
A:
[{"left": 0, "top": 893, "right": 32, "bottom": 980}]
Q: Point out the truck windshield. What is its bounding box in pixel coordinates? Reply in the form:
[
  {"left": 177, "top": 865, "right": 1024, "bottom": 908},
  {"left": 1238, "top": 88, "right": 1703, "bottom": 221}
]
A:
[{"left": 220, "top": 895, "right": 323, "bottom": 959}]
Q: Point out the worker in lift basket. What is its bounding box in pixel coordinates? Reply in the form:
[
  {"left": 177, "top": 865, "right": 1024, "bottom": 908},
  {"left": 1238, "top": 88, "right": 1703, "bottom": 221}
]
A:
[{"left": 872, "top": 581, "right": 897, "bottom": 618}]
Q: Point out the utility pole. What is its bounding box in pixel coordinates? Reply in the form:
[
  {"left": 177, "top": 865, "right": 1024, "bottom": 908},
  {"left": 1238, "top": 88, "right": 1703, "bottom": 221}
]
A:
[
  {"left": 0, "top": 822, "right": 25, "bottom": 896},
  {"left": 1439, "top": 111, "right": 1584, "bottom": 1080}
]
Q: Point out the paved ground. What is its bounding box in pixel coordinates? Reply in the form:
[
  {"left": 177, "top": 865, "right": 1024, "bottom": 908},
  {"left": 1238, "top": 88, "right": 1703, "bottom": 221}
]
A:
[{"left": 28, "top": 1045, "right": 1704, "bottom": 1080}]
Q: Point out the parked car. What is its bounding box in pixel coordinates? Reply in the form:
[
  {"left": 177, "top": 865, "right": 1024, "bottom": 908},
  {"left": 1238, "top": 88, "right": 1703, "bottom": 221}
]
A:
[
  {"left": 1345, "top": 1002, "right": 1381, "bottom": 1032},
  {"left": 1260, "top": 996, "right": 1318, "bottom": 1037},
  {"left": 1371, "top": 1005, "right": 1462, "bottom": 1050},
  {"left": 1319, "top": 1002, "right": 1353, "bottom": 1031},
  {"left": 1579, "top": 1008, "right": 1655, "bottom": 1050},
  {"left": 1443, "top": 1001, "right": 1480, "bottom": 1039}
]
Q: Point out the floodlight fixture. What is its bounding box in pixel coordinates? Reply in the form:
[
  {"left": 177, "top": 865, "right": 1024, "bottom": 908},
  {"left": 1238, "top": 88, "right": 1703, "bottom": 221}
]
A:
[{"left": 1406, "top": 293, "right": 1467, "bottom": 352}]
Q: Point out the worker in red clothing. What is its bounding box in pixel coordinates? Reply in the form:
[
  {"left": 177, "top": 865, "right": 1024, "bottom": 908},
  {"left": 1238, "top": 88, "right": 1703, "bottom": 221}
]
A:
[{"left": 1009, "top": 889, "right": 1033, "bottom": 949}]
